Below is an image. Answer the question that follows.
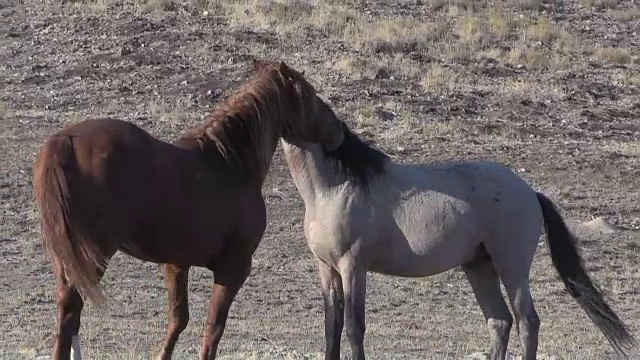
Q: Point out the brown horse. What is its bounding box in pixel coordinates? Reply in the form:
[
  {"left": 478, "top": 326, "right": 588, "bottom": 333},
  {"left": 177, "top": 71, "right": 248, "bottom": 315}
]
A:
[{"left": 32, "top": 59, "right": 345, "bottom": 360}]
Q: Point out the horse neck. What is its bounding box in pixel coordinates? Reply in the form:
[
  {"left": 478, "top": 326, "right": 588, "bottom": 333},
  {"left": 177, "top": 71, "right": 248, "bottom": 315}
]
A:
[
  {"left": 234, "top": 117, "right": 281, "bottom": 187},
  {"left": 197, "top": 110, "right": 282, "bottom": 188},
  {"left": 281, "top": 140, "right": 342, "bottom": 202}
]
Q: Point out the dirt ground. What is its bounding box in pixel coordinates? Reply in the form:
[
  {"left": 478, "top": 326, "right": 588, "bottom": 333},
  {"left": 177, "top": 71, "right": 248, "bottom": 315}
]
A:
[{"left": 1, "top": 0, "right": 638, "bottom": 359}]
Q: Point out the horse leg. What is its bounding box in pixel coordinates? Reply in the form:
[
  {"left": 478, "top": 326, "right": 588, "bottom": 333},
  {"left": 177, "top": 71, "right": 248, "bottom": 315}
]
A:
[
  {"left": 317, "top": 260, "right": 344, "bottom": 360},
  {"left": 156, "top": 264, "right": 190, "bottom": 360},
  {"left": 53, "top": 264, "right": 84, "bottom": 360},
  {"left": 199, "top": 254, "right": 252, "bottom": 360},
  {"left": 462, "top": 256, "right": 513, "bottom": 360},
  {"left": 338, "top": 259, "right": 366, "bottom": 360},
  {"left": 503, "top": 283, "right": 539, "bottom": 360},
  {"left": 52, "top": 255, "right": 109, "bottom": 360}
]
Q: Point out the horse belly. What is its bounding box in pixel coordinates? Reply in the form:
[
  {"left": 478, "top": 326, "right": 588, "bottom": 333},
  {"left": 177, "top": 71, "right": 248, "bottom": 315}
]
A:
[
  {"left": 121, "top": 220, "right": 229, "bottom": 267},
  {"left": 371, "top": 234, "right": 479, "bottom": 277}
]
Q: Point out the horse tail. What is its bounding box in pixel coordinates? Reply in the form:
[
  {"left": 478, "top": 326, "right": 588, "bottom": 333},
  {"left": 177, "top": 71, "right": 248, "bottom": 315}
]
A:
[
  {"left": 33, "top": 135, "right": 107, "bottom": 305},
  {"left": 536, "top": 191, "right": 636, "bottom": 357}
]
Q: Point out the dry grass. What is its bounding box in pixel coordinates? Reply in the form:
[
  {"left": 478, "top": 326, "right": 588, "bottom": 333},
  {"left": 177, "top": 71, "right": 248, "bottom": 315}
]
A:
[
  {"left": 353, "top": 17, "right": 448, "bottom": 54},
  {"left": 611, "top": 8, "right": 640, "bottom": 21},
  {"left": 0, "top": 100, "right": 9, "bottom": 118},
  {"left": 601, "top": 141, "right": 640, "bottom": 157},
  {"left": 580, "top": 0, "right": 620, "bottom": 9},
  {"left": 524, "top": 17, "right": 565, "bottom": 44},
  {"left": 1, "top": 0, "right": 639, "bottom": 358},
  {"left": 420, "top": 63, "right": 458, "bottom": 90},
  {"left": 593, "top": 46, "right": 633, "bottom": 64},
  {"left": 135, "top": 0, "right": 176, "bottom": 14}
]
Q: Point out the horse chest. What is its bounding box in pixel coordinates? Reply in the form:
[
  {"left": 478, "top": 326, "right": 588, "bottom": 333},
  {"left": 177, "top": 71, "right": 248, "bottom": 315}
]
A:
[{"left": 305, "top": 219, "right": 352, "bottom": 267}]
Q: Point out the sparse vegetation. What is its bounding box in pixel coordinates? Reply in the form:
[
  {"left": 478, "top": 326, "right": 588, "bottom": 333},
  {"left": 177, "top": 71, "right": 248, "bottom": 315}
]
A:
[
  {"left": 611, "top": 8, "right": 640, "bottom": 21},
  {"left": 524, "top": 17, "right": 564, "bottom": 44},
  {"left": 580, "top": 0, "right": 620, "bottom": 10},
  {"left": 593, "top": 46, "right": 633, "bottom": 64},
  {"left": 1, "top": 0, "right": 638, "bottom": 358},
  {"left": 420, "top": 63, "right": 458, "bottom": 90},
  {"left": 135, "top": 0, "right": 176, "bottom": 14}
]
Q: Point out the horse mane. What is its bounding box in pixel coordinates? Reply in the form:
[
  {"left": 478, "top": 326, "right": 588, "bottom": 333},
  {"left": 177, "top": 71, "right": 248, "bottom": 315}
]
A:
[
  {"left": 179, "top": 63, "right": 296, "bottom": 181},
  {"left": 322, "top": 121, "right": 388, "bottom": 187}
]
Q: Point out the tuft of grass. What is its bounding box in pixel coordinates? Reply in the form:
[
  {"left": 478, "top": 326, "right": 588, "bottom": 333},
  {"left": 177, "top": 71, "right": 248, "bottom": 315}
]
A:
[
  {"left": 221, "top": 0, "right": 301, "bottom": 32},
  {"left": 612, "top": 72, "right": 640, "bottom": 87},
  {"left": 331, "top": 56, "right": 359, "bottom": 77},
  {"left": 148, "top": 102, "right": 188, "bottom": 125},
  {"left": 508, "top": 47, "right": 550, "bottom": 70},
  {"left": 456, "top": 13, "right": 485, "bottom": 46},
  {"left": 348, "top": 17, "right": 449, "bottom": 54},
  {"left": 220, "top": 0, "right": 361, "bottom": 37},
  {"left": 580, "top": 0, "right": 619, "bottom": 10},
  {"left": 354, "top": 106, "right": 376, "bottom": 125},
  {"left": 487, "top": 7, "right": 516, "bottom": 41},
  {"left": 601, "top": 141, "right": 640, "bottom": 157},
  {"left": 330, "top": 54, "right": 425, "bottom": 81},
  {"left": 376, "top": 54, "right": 424, "bottom": 80},
  {"left": 524, "top": 17, "right": 563, "bottom": 44},
  {"left": 135, "top": 0, "right": 176, "bottom": 14},
  {"left": 593, "top": 47, "right": 632, "bottom": 65},
  {"left": 610, "top": 8, "right": 640, "bottom": 21},
  {"left": 0, "top": 100, "right": 9, "bottom": 118},
  {"left": 422, "top": 118, "right": 464, "bottom": 137},
  {"left": 308, "top": 4, "right": 362, "bottom": 38},
  {"left": 420, "top": 64, "right": 458, "bottom": 90},
  {"left": 515, "top": 0, "right": 544, "bottom": 11},
  {"left": 430, "top": 0, "right": 483, "bottom": 12}
]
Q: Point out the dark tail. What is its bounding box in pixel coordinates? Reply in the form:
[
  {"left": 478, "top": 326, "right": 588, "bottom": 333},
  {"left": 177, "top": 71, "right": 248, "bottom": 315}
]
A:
[
  {"left": 33, "top": 136, "right": 107, "bottom": 305},
  {"left": 536, "top": 192, "right": 637, "bottom": 357}
]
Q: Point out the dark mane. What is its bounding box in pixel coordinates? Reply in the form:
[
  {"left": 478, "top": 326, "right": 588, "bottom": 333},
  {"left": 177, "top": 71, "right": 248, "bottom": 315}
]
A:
[
  {"left": 322, "top": 121, "right": 388, "bottom": 187},
  {"left": 177, "top": 64, "right": 295, "bottom": 181}
]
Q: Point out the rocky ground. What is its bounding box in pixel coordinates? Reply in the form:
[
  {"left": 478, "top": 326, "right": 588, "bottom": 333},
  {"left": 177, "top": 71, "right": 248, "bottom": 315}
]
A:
[{"left": 1, "top": 0, "right": 638, "bottom": 359}]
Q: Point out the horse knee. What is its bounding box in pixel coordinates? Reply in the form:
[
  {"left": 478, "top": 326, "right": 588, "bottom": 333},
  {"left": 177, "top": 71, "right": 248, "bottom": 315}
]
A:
[
  {"left": 345, "top": 311, "right": 365, "bottom": 342},
  {"left": 170, "top": 311, "right": 189, "bottom": 334},
  {"left": 488, "top": 317, "right": 513, "bottom": 336},
  {"left": 57, "top": 287, "right": 84, "bottom": 335},
  {"left": 58, "top": 286, "right": 83, "bottom": 309},
  {"left": 346, "top": 323, "right": 364, "bottom": 344},
  {"left": 523, "top": 312, "right": 540, "bottom": 333}
]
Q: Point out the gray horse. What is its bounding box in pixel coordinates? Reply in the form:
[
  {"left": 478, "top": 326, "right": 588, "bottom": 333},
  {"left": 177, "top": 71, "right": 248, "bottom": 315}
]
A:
[{"left": 281, "top": 120, "right": 636, "bottom": 360}]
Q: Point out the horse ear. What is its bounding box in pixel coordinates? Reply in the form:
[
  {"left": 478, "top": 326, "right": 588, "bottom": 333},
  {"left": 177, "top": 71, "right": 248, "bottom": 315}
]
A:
[
  {"left": 252, "top": 58, "right": 268, "bottom": 72},
  {"left": 280, "top": 61, "right": 296, "bottom": 78}
]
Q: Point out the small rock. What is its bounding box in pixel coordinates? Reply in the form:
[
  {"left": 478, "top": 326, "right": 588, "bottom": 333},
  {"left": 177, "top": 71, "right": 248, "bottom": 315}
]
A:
[
  {"left": 578, "top": 217, "right": 620, "bottom": 234},
  {"left": 464, "top": 352, "right": 489, "bottom": 360},
  {"left": 120, "top": 46, "right": 133, "bottom": 56}
]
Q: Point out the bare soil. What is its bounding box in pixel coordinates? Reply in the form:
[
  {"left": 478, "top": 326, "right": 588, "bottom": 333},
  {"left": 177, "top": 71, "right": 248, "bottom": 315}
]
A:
[{"left": 1, "top": 0, "right": 638, "bottom": 359}]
